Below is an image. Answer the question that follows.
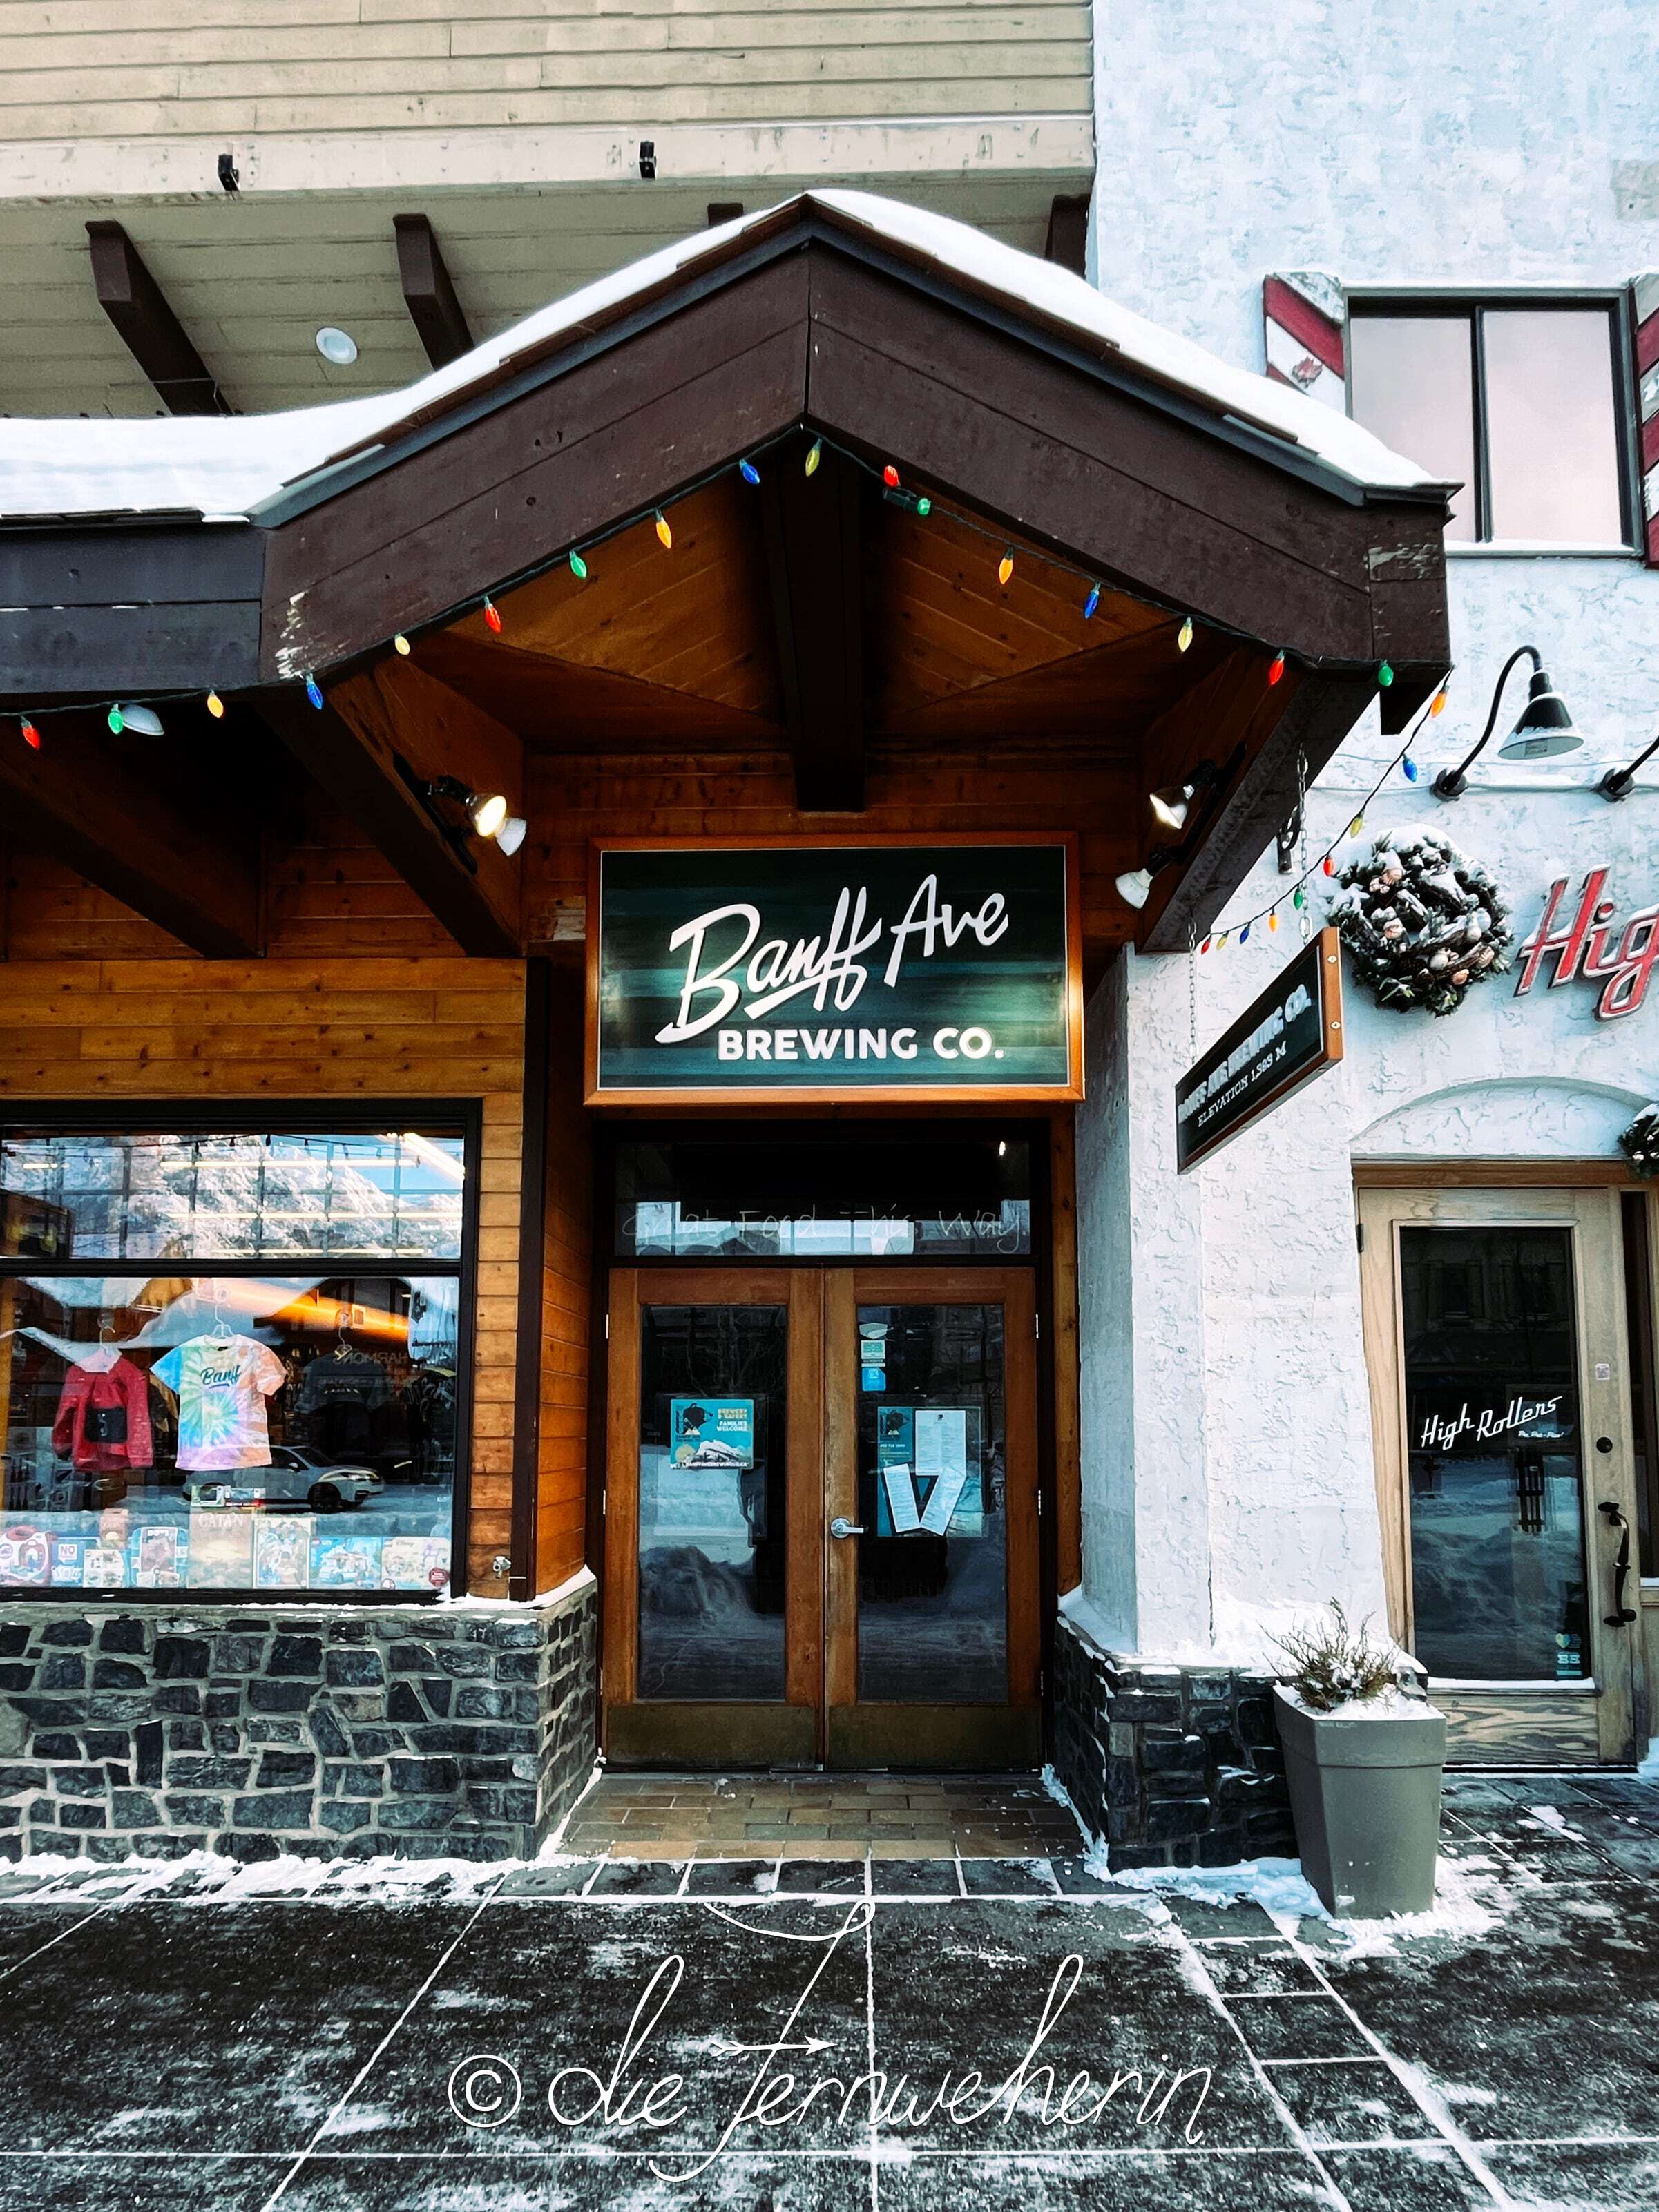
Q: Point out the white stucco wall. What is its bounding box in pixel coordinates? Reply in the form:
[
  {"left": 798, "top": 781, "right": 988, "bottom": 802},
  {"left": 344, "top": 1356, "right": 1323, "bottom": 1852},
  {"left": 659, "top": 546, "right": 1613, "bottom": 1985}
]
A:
[{"left": 1075, "top": 0, "right": 1659, "bottom": 1666}]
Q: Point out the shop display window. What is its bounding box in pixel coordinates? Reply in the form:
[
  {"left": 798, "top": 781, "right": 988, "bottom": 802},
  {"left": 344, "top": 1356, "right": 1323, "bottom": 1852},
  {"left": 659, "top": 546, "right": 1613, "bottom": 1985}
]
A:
[{"left": 0, "top": 1128, "right": 467, "bottom": 1597}]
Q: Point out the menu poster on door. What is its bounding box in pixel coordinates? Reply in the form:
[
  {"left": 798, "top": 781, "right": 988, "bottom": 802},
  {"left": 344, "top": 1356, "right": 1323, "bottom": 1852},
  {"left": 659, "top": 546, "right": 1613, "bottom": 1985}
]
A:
[
  {"left": 669, "top": 1398, "right": 756, "bottom": 1470},
  {"left": 875, "top": 1405, "right": 979, "bottom": 1536},
  {"left": 589, "top": 837, "right": 1083, "bottom": 1102}
]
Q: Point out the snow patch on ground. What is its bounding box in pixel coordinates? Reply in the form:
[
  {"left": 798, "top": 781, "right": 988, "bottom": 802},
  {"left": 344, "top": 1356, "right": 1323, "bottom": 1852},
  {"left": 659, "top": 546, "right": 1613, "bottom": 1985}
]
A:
[
  {"left": 1038, "top": 1762, "right": 1090, "bottom": 1844},
  {"left": 1524, "top": 1803, "right": 1588, "bottom": 1842}
]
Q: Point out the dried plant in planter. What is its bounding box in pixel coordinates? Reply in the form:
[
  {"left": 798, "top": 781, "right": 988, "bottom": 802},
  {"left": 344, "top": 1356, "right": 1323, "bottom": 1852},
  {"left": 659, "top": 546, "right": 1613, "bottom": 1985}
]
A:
[{"left": 1275, "top": 1601, "right": 1401, "bottom": 1713}]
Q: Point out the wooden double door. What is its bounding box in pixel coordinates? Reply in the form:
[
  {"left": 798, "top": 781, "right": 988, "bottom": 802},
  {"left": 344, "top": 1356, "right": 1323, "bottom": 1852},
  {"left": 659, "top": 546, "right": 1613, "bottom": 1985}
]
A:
[{"left": 602, "top": 1265, "right": 1041, "bottom": 1769}]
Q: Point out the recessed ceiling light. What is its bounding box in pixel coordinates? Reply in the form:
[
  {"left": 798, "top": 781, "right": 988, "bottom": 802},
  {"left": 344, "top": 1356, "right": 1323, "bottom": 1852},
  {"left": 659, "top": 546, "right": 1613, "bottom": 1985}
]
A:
[{"left": 315, "top": 325, "right": 358, "bottom": 365}]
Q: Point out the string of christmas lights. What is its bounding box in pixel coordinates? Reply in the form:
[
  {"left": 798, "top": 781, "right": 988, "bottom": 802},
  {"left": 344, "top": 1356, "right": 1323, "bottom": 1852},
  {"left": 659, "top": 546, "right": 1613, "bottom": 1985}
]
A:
[
  {"left": 8, "top": 424, "right": 1422, "bottom": 758},
  {"left": 1197, "top": 688, "right": 1450, "bottom": 954}
]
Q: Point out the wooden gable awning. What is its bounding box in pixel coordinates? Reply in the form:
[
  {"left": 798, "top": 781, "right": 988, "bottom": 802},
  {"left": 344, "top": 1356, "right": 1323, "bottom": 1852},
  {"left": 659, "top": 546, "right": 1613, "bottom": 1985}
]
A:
[{"left": 0, "top": 196, "right": 1452, "bottom": 963}]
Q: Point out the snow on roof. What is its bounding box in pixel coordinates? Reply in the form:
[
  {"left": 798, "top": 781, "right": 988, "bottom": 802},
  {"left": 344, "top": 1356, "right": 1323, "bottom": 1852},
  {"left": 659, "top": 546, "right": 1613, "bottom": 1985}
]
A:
[{"left": 0, "top": 190, "right": 1440, "bottom": 525}]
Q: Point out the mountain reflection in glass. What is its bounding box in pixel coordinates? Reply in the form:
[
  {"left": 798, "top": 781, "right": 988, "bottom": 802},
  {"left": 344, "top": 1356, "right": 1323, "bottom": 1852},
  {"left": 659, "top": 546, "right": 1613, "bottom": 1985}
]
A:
[
  {"left": 1401, "top": 1225, "right": 1589, "bottom": 1681},
  {"left": 636, "top": 1305, "right": 787, "bottom": 1701}
]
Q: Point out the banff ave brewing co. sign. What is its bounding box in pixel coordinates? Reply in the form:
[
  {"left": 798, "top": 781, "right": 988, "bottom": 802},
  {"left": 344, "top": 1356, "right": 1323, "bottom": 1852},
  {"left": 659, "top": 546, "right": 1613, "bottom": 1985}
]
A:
[{"left": 587, "top": 838, "right": 1082, "bottom": 1102}]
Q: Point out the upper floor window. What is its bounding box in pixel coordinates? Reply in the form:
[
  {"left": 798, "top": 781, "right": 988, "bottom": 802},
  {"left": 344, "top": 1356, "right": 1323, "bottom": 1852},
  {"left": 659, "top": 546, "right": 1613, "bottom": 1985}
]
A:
[{"left": 1347, "top": 301, "right": 1631, "bottom": 548}]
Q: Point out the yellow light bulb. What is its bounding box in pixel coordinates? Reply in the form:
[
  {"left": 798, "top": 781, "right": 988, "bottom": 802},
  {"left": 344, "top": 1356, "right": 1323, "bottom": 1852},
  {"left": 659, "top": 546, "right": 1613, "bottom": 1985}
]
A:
[
  {"left": 1430, "top": 689, "right": 1448, "bottom": 716},
  {"left": 205, "top": 691, "right": 224, "bottom": 719},
  {"left": 393, "top": 633, "right": 411, "bottom": 655},
  {"left": 998, "top": 550, "right": 1015, "bottom": 587},
  {"left": 1177, "top": 615, "right": 1193, "bottom": 653},
  {"left": 655, "top": 510, "right": 672, "bottom": 549}
]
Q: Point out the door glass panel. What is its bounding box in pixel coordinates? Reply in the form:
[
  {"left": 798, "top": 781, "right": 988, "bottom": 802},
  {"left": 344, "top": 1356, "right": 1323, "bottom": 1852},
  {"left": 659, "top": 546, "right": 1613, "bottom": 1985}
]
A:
[
  {"left": 1401, "top": 1226, "right": 1589, "bottom": 1680},
  {"left": 637, "top": 1305, "right": 787, "bottom": 1701},
  {"left": 854, "top": 1303, "right": 1007, "bottom": 1702}
]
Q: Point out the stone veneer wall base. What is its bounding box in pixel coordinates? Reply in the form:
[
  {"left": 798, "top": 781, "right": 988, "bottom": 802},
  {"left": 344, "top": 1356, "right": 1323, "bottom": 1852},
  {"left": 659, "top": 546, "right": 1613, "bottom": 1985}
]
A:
[
  {"left": 1051, "top": 1608, "right": 1295, "bottom": 1867},
  {"left": 0, "top": 1579, "right": 596, "bottom": 1864}
]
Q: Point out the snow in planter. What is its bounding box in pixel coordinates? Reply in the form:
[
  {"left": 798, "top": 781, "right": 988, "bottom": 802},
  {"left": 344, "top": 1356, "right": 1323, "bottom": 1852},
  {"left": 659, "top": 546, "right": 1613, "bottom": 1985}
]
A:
[
  {"left": 1328, "top": 828, "right": 1515, "bottom": 1017},
  {"left": 1619, "top": 1103, "right": 1659, "bottom": 1180}
]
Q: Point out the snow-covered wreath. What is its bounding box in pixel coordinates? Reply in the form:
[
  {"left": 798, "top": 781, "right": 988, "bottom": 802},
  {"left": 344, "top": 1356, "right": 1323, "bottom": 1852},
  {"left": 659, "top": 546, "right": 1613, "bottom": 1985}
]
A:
[
  {"left": 1620, "top": 1105, "right": 1659, "bottom": 1180},
  {"left": 1327, "top": 829, "right": 1515, "bottom": 1017}
]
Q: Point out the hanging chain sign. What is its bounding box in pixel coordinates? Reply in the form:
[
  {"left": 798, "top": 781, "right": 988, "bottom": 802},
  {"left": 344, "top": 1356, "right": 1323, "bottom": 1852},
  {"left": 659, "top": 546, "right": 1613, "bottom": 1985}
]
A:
[{"left": 1176, "top": 928, "right": 1345, "bottom": 1171}]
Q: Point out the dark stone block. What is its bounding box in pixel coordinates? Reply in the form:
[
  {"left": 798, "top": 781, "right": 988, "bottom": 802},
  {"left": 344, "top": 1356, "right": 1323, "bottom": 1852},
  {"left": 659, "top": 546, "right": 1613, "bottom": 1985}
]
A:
[
  {"left": 153, "top": 1686, "right": 202, "bottom": 1715},
  {"left": 454, "top": 1687, "right": 510, "bottom": 1721},
  {"left": 249, "top": 1681, "right": 311, "bottom": 1714},
  {"left": 1236, "top": 1696, "right": 1276, "bottom": 1746},
  {"left": 465, "top": 1783, "right": 538, "bottom": 1823},
  {"left": 112, "top": 1789, "right": 161, "bottom": 1829},
  {"left": 386, "top": 1682, "right": 425, "bottom": 1724},
  {"left": 436, "top": 1646, "right": 491, "bottom": 1677},
  {"left": 41, "top": 1655, "right": 86, "bottom": 1690},
  {"left": 1105, "top": 1756, "right": 1141, "bottom": 1811},
  {"left": 310, "top": 1706, "right": 351, "bottom": 1758},
  {"left": 232, "top": 1790, "right": 313, "bottom": 1830},
  {"left": 1109, "top": 1693, "right": 1182, "bottom": 1726},
  {"left": 484, "top": 1620, "right": 540, "bottom": 1648},
  {"left": 0, "top": 1666, "right": 34, "bottom": 1691},
  {"left": 153, "top": 1635, "right": 211, "bottom": 1680},
  {"left": 1146, "top": 1795, "right": 1214, "bottom": 1843},
  {"left": 213, "top": 1635, "right": 265, "bottom": 1673},
  {"left": 209, "top": 1724, "right": 241, "bottom": 1752},
  {"left": 1141, "top": 1733, "right": 1209, "bottom": 1783},
  {"left": 134, "top": 1720, "right": 164, "bottom": 1785},
  {"left": 388, "top": 1643, "right": 437, "bottom": 1674},
  {"left": 91, "top": 1659, "right": 144, "bottom": 1689},
  {"left": 1197, "top": 1824, "right": 1249, "bottom": 1867},
  {"left": 98, "top": 1619, "right": 148, "bottom": 1655},
  {"left": 59, "top": 1802, "right": 107, "bottom": 1829},
  {"left": 1184, "top": 1672, "right": 1234, "bottom": 1705},
  {"left": 375, "top": 1798, "right": 456, "bottom": 1832},
  {"left": 214, "top": 1831, "right": 281, "bottom": 1863},
  {"left": 83, "top": 1730, "right": 128, "bottom": 1761},
  {"left": 320, "top": 1800, "right": 374, "bottom": 1834},
  {"left": 41, "top": 1620, "right": 93, "bottom": 1647},
  {"left": 168, "top": 1756, "right": 252, "bottom": 1791},
  {"left": 256, "top": 1751, "right": 317, "bottom": 1789},
  {"left": 325, "top": 1650, "right": 384, "bottom": 1688},
  {"left": 339, "top": 1763, "right": 385, "bottom": 1797},
  {"left": 1109, "top": 1842, "right": 1172, "bottom": 1871},
  {"left": 350, "top": 1728, "right": 405, "bottom": 1757},
  {"left": 205, "top": 1690, "right": 242, "bottom": 1718},
  {"left": 390, "top": 1756, "right": 458, "bottom": 1794},
  {"left": 267, "top": 1635, "right": 323, "bottom": 1678},
  {"left": 166, "top": 1720, "right": 207, "bottom": 1752},
  {"left": 0, "top": 1765, "right": 48, "bottom": 1793},
  {"left": 494, "top": 1652, "right": 538, "bottom": 1683},
  {"left": 52, "top": 1764, "right": 106, "bottom": 1798},
  {"left": 421, "top": 1677, "right": 452, "bottom": 1715},
  {"left": 164, "top": 1794, "right": 226, "bottom": 1827},
  {"left": 32, "top": 1732, "right": 79, "bottom": 1760},
  {"left": 0, "top": 1625, "right": 28, "bottom": 1658}
]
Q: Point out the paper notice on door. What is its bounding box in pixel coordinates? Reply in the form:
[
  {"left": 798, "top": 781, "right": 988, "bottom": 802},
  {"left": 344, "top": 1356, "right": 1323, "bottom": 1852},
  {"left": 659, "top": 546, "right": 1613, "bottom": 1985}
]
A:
[
  {"left": 914, "top": 1409, "right": 967, "bottom": 1480},
  {"left": 919, "top": 1465, "right": 968, "bottom": 1535},
  {"left": 881, "top": 1463, "right": 923, "bottom": 1533}
]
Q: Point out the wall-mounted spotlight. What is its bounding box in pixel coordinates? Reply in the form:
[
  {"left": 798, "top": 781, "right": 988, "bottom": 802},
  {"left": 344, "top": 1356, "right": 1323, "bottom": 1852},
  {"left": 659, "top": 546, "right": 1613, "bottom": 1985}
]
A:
[
  {"left": 1597, "top": 728, "right": 1659, "bottom": 802},
  {"left": 1149, "top": 759, "right": 1219, "bottom": 834},
  {"left": 1432, "top": 645, "right": 1580, "bottom": 798},
  {"left": 430, "top": 776, "right": 527, "bottom": 856},
  {"left": 217, "top": 153, "right": 240, "bottom": 194},
  {"left": 638, "top": 140, "right": 657, "bottom": 180},
  {"left": 1115, "top": 847, "right": 1175, "bottom": 910}
]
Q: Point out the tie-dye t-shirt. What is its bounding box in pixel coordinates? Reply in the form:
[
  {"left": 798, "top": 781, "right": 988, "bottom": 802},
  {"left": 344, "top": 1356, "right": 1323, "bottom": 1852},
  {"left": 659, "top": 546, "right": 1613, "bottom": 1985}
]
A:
[{"left": 153, "top": 1335, "right": 286, "bottom": 1472}]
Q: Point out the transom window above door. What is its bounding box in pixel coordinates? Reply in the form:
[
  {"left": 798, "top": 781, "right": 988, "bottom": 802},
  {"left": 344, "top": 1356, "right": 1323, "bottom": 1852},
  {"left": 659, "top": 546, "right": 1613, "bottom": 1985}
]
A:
[{"left": 1346, "top": 300, "right": 1632, "bottom": 548}]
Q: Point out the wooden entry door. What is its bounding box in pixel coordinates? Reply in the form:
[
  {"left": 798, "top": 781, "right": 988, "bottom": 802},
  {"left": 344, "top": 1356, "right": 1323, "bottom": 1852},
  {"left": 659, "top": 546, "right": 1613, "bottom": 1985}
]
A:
[
  {"left": 1359, "top": 1186, "right": 1646, "bottom": 1765},
  {"left": 602, "top": 1265, "right": 1042, "bottom": 1769}
]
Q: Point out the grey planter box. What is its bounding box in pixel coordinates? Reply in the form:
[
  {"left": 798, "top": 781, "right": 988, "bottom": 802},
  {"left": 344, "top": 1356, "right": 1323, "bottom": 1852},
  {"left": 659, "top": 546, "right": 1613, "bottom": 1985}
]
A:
[{"left": 1274, "top": 1685, "right": 1447, "bottom": 1918}]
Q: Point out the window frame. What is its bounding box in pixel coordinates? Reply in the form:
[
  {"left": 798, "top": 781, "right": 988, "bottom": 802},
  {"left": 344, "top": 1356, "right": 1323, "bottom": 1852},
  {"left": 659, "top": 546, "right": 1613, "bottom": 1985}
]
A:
[
  {"left": 1345, "top": 288, "right": 1641, "bottom": 553},
  {"left": 0, "top": 1098, "right": 483, "bottom": 1605}
]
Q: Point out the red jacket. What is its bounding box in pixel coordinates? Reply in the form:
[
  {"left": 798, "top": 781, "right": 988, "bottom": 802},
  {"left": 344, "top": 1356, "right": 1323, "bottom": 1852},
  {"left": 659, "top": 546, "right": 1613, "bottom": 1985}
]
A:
[{"left": 52, "top": 1356, "right": 154, "bottom": 1473}]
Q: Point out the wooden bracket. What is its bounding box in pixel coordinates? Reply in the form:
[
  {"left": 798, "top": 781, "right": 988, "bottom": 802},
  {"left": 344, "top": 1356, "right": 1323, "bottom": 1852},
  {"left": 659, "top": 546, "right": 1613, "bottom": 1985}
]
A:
[
  {"left": 393, "top": 213, "right": 474, "bottom": 371},
  {"left": 86, "top": 221, "right": 229, "bottom": 416},
  {"left": 759, "top": 436, "right": 867, "bottom": 811}
]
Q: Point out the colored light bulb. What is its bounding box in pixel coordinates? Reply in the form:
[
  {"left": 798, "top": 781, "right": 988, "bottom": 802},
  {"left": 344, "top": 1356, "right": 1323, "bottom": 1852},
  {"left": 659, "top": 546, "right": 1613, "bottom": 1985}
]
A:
[
  {"left": 305, "top": 676, "right": 323, "bottom": 710},
  {"left": 1177, "top": 615, "right": 1193, "bottom": 653},
  {"left": 392, "top": 633, "right": 410, "bottom": 656},
  {"left": 1082, "top": 582, "right": 1101, "bottom": 620},
  {"left": 883, "top": 463, "right": 900, "bottom": 488},
  {"left": 1430, "top": 688, "right": 1448, "bottom": 716},
  {"left": 740, "top": 459, "right": 760, "bottom": 485},
  {"left": 107, "top": 704, "right": 124, "bottom": 733},
  {"left": 568, "top": 549, "right": 588, "bottom": 580},
  {"left": 20, "top": 718, "right": 39, "bottom": 749},
  {"left": 805, "top": 440, "right": 821, "bottom": 477},
  {"left": 1349, "top": 816, "right": 1365, "bottom": 837},
  {"left": 1240, "top": 922, "right": 1251, "bottom": 943},
  {"left": 655, "top": 510, "right": 672, "bottom": 549},
  {"left": 1216, "top": 932, "right": 1229, "bottom": 949},
  {"left": 1268, "top": 910, "right": 1278, "bottom": 932},
  {"left": 483, "top": 597, "right": 502, "bottom": 633},
  {"left": 1403, "top": 756, "right": 1419, "bottom": 782},
  {"left": 205, "top": 691, "right": 224, "bottom": 719},
  {"left": 1378, "top": 659, "right": 1394, "bottom": 687},
  {"left": 1322, "top": 856, "right": 1335, "bottom": 876},
  {"left": 1293, "top": 887, "right": 1306, "bottom": 910},
  {"left": 998, "top": 549, "right": 1015, "bottom": 586},
  {"left": 1267, "top": 651, "right": 1286, "bottom": 685},
  {"left": 916, "top": 496, "right": 931, "bottom": 517},
  {"left": 1200, "top": 936, "right": 1211, "bottom": 954}
]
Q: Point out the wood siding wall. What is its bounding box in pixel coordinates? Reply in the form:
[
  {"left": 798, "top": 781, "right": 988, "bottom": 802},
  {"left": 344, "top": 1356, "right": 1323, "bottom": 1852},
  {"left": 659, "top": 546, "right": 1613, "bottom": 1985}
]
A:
[
  {"left": 0, "top": 1, "right": 1091, "bottom": 139},
  {"left": 0, "top": 952, "right": 528, "bottom": 1595},
  {"left": 538, "top": 965, "right": 593, "bottom": 1596}
]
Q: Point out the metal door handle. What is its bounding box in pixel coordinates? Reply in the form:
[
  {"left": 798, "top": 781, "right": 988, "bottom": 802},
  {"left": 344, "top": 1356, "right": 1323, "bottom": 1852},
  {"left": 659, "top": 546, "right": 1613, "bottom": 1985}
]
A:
[
  {"left": 1598, "top": 1499, "right": 1638, "bottom": 1626},
  {"left": 830, "top": 1516, "right": 865, "bottom": 1540}
]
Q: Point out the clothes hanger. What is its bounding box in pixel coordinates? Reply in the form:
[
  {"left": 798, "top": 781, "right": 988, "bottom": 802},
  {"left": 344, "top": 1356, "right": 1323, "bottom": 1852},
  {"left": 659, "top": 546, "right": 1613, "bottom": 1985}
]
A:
[{"left": 204, "top": 1286, "right": 234, "bottom": 1346}]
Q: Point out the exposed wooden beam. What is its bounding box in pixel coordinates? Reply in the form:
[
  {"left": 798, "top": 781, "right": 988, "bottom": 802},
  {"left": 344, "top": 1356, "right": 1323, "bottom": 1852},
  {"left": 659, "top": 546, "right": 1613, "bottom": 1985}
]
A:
[
  {"left": 0, "top": 710, "right": 259, "bottom": 954},
  {"left": 254, "top": 660, "right": 524, "bottom": 957},
  {"left": 1044, "top": 194, "right": 1090, "bottom": 277},
  {"left": 85, "top": 221, "right": 228, "bottom": 416},
  {"left": 1139, "top": 658, "right": 1376, "bottom": 952},
  {"left": 392, "top": 213, "right": 474, "bottom": 371},
  {"left": 758, "top": 436, "right": 866, "bottom": 811}
]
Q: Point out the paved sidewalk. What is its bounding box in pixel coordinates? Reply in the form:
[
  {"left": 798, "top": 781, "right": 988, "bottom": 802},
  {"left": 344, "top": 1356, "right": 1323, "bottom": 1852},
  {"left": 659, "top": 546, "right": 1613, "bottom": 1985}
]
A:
[{"left": 0, "top": 1773, "right": 1656, "bottom": 2209}]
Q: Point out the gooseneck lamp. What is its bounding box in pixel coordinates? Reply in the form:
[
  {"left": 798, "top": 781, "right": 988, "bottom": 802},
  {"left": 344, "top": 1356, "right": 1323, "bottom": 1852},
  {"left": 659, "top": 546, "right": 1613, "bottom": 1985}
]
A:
[
  {"left": 1432, "top": 645, "right": 1580, "bottom": 798},
  {"left": 1598, "top": 728, "right": 1659, "bottom": 803}
]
